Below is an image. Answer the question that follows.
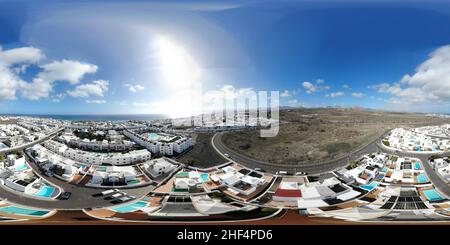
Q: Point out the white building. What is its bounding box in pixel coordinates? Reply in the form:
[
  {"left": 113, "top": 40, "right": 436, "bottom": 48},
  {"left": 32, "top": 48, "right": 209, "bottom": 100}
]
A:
[
  {"left": 141, "top": 158, "right": 177, "bottom": 178},
  {"left": 212, "top": 166, "right": 264, "bottom": 196},
  {"left": 123, "top": 130, "right": 192, "bottom": 156},
  {"left": 43, "top": 140, "right": 151, "bottom": 166},
  {"left": 90, "top": 166, "right": 137, "bottom": 186}
]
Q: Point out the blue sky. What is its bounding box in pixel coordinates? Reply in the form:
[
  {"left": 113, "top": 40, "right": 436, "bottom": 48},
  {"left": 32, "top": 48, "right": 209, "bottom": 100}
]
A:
[{"left": 2, "top": 0, "right": 450, "bottom": 116}]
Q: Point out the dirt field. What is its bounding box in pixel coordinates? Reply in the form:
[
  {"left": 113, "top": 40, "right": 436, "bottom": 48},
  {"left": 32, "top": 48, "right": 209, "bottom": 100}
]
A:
[
  {"left": 0, "top": 119, "right": 18, "bottom": 125},
  {"left": 177, "top": 133, "right": 227, "bottom": 168},
  {"left": 222, "top": 108, "right": 450, "bottom": 165}
]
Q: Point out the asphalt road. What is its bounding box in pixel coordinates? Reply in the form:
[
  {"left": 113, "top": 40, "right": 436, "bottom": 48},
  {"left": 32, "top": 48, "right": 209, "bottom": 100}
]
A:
[{"left": 212, "top": 132, "right": 384, "bottom": 175}]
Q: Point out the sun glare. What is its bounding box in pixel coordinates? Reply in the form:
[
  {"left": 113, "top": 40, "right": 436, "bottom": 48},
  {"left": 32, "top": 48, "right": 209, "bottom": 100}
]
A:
[{"left": 155, "top": 36, "right": 201, "bottom": 88}]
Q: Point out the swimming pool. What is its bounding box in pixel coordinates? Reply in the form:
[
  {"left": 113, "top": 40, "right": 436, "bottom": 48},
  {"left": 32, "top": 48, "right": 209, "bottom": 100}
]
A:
[
  {"left": 424, "top": 189, "right": 444, "bottom": 202},
  {"left": 14, "top": 164, "right": 29, "bottom": 171},
  {"left": 111, "top": 201, "right": 148, "bottom": 213},
  {"left": 417, "top": 174, "right": 428, "bottom": 183},
  {"left": 176, "top": 171, "right": 189, "bottom": 178},
  {"left": 381, "top": 167, "right": 389, "bottom": 173},
  {"left": 414, "top": 162, "right": 422, "bottom": 170},
  {"left": 34, "top": 186, "right": 55, "bottom": 198},
  {"left": 127, "top": 179, "right": 140, "bottom": 185},
  {"left": 200, "top": 173, "right": 209, "bottom": 182},
  {"left": 149, "top": 133, "right": 158, "bottom": 140},
  {"left": 0, "top": 206, "right": 50, "bottom": 216},
  {"left": 360, "top": 181, "right": 380, "bottom": 191}
]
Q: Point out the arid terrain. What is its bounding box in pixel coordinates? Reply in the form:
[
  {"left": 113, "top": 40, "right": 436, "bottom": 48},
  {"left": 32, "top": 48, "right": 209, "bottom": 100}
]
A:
[
  {"left": 222, "top": 108, "right": 450, "bottom": 165},
  {"left": 0, "top": 119, "right": 18, "bottom": 125},
  {"left": 177, "top": 133, "right": 227, "bottom": 168}
]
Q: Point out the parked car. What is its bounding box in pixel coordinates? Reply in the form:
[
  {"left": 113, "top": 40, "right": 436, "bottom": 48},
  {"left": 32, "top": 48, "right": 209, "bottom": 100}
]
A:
[
  {"left": 101, "top": 189, "right": 120, "bottom": 196},
  {"left": 254, "top": 168, "right": 266, "bottom": 172},
  {"left": 58, "top": 192, "right": 72, "bottom": 200},
  {"left": 94, "top": 189, "right": 120, "bottom": 197},
  {"left": 295, "top": 171, "right": 308, "bottom": 176},
  {"left": 104, "top": 192, "right": 126, "bottom": 200},
  {"left": 276, "top": 171, "right": 288, "bottom": 175}
]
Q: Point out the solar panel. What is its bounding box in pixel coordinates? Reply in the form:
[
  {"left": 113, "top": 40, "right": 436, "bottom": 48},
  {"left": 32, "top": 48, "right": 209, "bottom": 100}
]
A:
[{"left": 381, "top": 202, "right": 395, "bottom": 209}]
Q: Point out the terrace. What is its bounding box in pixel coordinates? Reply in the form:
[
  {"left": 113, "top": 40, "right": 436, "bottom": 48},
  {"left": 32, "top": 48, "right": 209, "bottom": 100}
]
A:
[
  {"left": 191, "top": 194, "right": 242, "bottom": 215},
  {"left": 210, "top": 164, "right": 273, "bottom": 202},
  {"left": 88, "top": 165, "right": 150, "bottom": 188},
  {"left": 296, "top": 177, "right": 361, "bottom": 208}
]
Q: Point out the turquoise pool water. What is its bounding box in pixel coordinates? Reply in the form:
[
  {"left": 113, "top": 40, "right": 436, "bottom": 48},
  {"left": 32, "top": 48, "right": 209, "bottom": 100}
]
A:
[
  {"left": 417, "top": 174, "right": 428, "bottom": 183},
  {"left": 414, "top": 162, "right": 422, "bottom": 170},
  {"left": 35, "top": 186, "right": 55, "bottom": 197},
  {"left": 111, "top": 201, "right": 148, "bottom": 213},
  {"left": 200, "top": 173, "right": 209, "bottom": 182},
  {"left": 14, "top": 164, "right": 29, "bottom": 171},
  {"left": 424, "top": 189, "right": 444, "bottom": 202},
  {"left": 0, "top": 206, "right": 49, "bottom": 216},
  {"left": 360, "top": 181, "right": 380, "bottom": 191},
  {"left": 149, "top": 133, "right": 158, "bottom": 140},
  {"left": 381, "top": 167, "right": 389, "bottom": 173}
]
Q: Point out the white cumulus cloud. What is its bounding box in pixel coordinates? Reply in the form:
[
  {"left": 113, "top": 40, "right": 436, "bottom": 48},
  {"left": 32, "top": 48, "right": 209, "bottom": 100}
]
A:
[
  {"left": 125, "top": 83, "right": 145, "bottom": 93},
  {"left": 0, "top": 46, "right": 44, "bottom": 100},
  {"left": 0, "top": 47, "right": 98, "bottom": 102},
  {"left": 38, "top": 59, "right": 98, "bottom": 85},
  {"left": 68, "top": 80, "right": 109, "bottom": 98},
  {"left": 86, "top": 99, "right": 107, "bottom": 104},
  {"left": 0, "top": 45, "right": 101, "bottom": 101},
  {"left": 371, "top": 45, "right": 450, "bottom": 104},
  {"left": 302, "top": 81, "right": 330, "bottom": 94},
  {"left": 280, "top": 90, "right": 292, "bottom": 97},
  {"left": 0, "top": 46, "right": 44, "bottom": 66},
  {"left": 326, "top": 91, "right": 345, "bottom": 98},
  {"left": 351, "top": 92, "right": 365, "bottom": 98}
]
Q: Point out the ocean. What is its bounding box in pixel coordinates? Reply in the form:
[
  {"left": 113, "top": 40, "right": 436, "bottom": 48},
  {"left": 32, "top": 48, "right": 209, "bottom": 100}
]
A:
[{"left": 0, "top": 114, "right": 169, "bottom": 121}]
